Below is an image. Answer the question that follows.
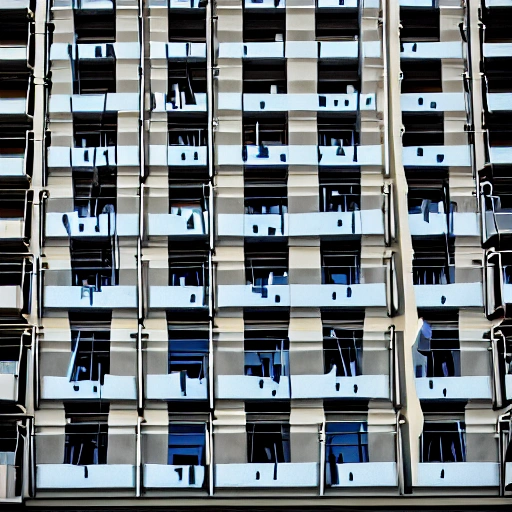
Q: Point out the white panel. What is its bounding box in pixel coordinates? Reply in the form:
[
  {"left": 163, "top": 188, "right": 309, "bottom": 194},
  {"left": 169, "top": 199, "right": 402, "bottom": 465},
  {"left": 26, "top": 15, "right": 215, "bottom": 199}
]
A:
[
  {"left": 41, "top": 376, "right": 137, "bottom": 400},
  {"left": 146, "top": 374, "right": 207, "bottom": 399},
  {"left": 144, "top": 465, "right": 205, "bottom": 488},
  {"left": 328, "top": 462, "right": 397, "bottom": 487},
  {"left": 401, "top": 93, "right": 466, "bottom": 112},
  {"left": 0, "top": 374, "right": 18, "bottom": 402},
  {"left": 149, "top": 286, "right": 207, "bottom": 308},
  {"left": 400, "top": 42, "right": 462, "bottom": 59},
  {"left": 215, "top": 463, "right": 318, "bottom": 488},
  {"left": 217, "top": 285, "right": 290, "bottom": 307},
  {"left": 402, "top": 146, "right": 471, "bottom": 167},
  {"left": 415, "top": 376, "right": 492, "bottom": 400},
  {"left": 291, "top": 284, "right": 387, "bottom": 307},
  {"left": 414, "top": 283, "right": 483, "bottom": 308},
  {"left": 44, "top": 286, "right": 137, "bottom": 309},
  {"left": 416, "top": 463, "right": 499, "bottom": 487},
  {"left": 216, "top": 375, "right": 290, "bottom": 399}
]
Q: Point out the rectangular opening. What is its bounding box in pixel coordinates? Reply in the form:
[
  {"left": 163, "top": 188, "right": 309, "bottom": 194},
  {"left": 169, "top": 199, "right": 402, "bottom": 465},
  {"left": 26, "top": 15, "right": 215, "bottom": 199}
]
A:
[
  {"left": 245, "top": 171, "right": 287, "bottom": 215},
  {"left": 318, "top": 61, "right": 360, "bottom": 94},
  {"left": 168, "top": 114, "right": 207, "bottom": 146},
  {"left": 245, "top": 242, "right": 288, "bottom": 286},
  {"left": 247, "top": 423, "right": 290, "bottom": 463},
  {"left": 318, "top": 113, "right": 358, "bottom": 147},
  {"left": 421, "top": 421, "right": 466, "bottom": 463},
  {"left": 75, "top": 58, "right": 116, "bottom": 95},
  {"left": 400, "top": 7, "right": 440, "bottom": 42},
  {"left": 0, "top": 423, "right": 18, "bottom": 465},
  {"left": 412, "top": 237, "right": 455, "bottom": 285},
  {"left": 0, "top": 331, "right": 23, "bottom": 376},
  {"left": 326, "top": 422, "right": 368, "bottom": 464},
  {"left": 70, "top": 238, "right": 118, "bottom": 288},
  {"left": 64, "top": 422, "right": 108, "bottom": 465},
  {"left": 407, "top": 169, "right": 449, "bottom": 216},
  {"left": 168, "top": 423, "right": 206, "bottom": 466},
  {"left": 402, "top": 113, "right": 444, "bottom": 147},
  {"left": 243, "top": 113, "right": 288, "bottom": 146},
  {"left": 244, "top": 330, "right": 289, "bottom": 379},
  {"left": 168, "top": 62, "right": 207, "bottom": 106},
  {"left": 322, "top": 317, "right": 363, "bottom": 376},
  {"left": 481, "top": 7, "right": 512, "bottom": 42},
  {"left": 168, "top": 327, "right": 208, "bottom": 380},
  {"left": 243, "top": 11, "right": 285, "bottom": 42},
  {"left": 319, "top": 169, "right": 361, "bottom": 212},
  {"left": 415, "top": 312, "right": 460, "bottom": 378},
  {"left": 321, "top": 239, "right": 361, "bottom": 285},
  {"left": 73, "top": 168, "right": 117, "bottom": 218},
  {"left": 315, "top": 10, "right": 359, "bottom": 41},
  {"left": 68, "top": 313, "right": 112, "bottom": 384},
  {"left": 0, "top": 191, "right": 26, "bottom": 219},
  {"left": 73, "top": 113, "right": 118, "bottom": 148},
  {"left": 169, "top": 10, "right": 206, "bottom": 42},
  {"left": 168, "top": 242, "right": 208, "bottom": 287},
  {"left": 401, "top": 60, "right": 442, "bottom": 93},
  {"left": 74, "top": 11, "right": 116, "bottom": 43},
  {"left": 243, "top": 60, "right": 287, "bottom": 94}
]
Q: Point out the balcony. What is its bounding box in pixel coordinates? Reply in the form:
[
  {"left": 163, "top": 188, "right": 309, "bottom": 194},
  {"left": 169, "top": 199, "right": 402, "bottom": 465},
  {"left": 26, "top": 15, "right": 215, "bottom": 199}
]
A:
[
  {"left": 415, "top": 462, "right": 499, "bottom": 488},
  {"left": 149, "top": 145, "right": 207, "bottom": 167},
  {"left": 489, "top": 147, "right": 512, "bottom": 165},
  {"left": 241, "top": 93, "right": 376, "bottom": 113},
  {"left": 400, "top": 42, "right": 463, "bottom": 60},
  {"left": 36, "top": 464, "right": 136, "bottom": 490},
  {"left": 147, "top": 211, "right": 208, "bottom": 237},
  {"left": 291, "top": 372, "right": 389, "bottom": 400},
  {"left": 146, "top": 373, "right": 207, "bottom": 400},
  {"left": 0, "top": 192, "right": 31, "bottom": 244},
  {"left": 149, "top": 285, "right": 207, "bottom": 309},
  {"left": 50, "top": 42, "right": 140, "bottom": 62},
  {"left": 318, "top": 145, "right": 383, "bottom": 166},
  {"left": 217, "top": 284, "right": 290, "bottom": 308},
  {"left": 44, "top": 285, "right": 137, "bottom": 310},
  {"left": 49, "top": 93, "right": 139, "bottom": 114},
  {"left": 216, "top": 375, "right": 290, "bottom": 399},
  {"left": 244, "top": 0, "right": 285, "bottom": 8},
  {"left": 486, "top": 92, "right": 512, "bottom": 112},
  {"left": 218, "top": 145, "right": 315, "bottom": 166},
  {"left": 47, "top": 146, "right": 139, "bottom": 169},
  {"left": 317, "top": 0, "right": 358, "bottom": 7},
  {"left": 219, "top": 42, "right": 284, "bottom": 59},
  {"left": 327, "top": 462, "right": 397, "bottom": 488},
  {"left": 143, "top": 464, "right": 205, "bottom": 489},
  {"left": 152, "top": 92, "right": 207, "bottom": 113},
  {"left": 414, "top": 282, "right": 483, "bottom": 308},
  {"left": 403, "top": 146, "right": 471, "bottom": 167},
  {"left": 45, "top": 210, "right": 139, "bottom": 238},
  {"left": 41, "top": 375, "right": 137, "bottom": 400},
  {"left": 401, "top": 93, "right": 466, "bottom": 112},
  {"left": 415, "top": 376, "right": 492, "bottom": 400},
  {"left": 215, "top": 463, "right": 318, "bottom": 488},
  {"left": 0, "top": 92, "right": 31, "bottom": 120}
]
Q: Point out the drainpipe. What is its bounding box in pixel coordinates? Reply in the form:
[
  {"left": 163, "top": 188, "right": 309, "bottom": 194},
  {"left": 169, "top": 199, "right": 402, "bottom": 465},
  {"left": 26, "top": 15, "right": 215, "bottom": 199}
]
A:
[
  {"left": 319, "top": 419, "right": 326, "bottom": 496},
  {"left": 382, "top": 0, "right": 390, "bottom": 178},
  {"left": 136, "top": 415, "right": 142, "bottom": 497}
]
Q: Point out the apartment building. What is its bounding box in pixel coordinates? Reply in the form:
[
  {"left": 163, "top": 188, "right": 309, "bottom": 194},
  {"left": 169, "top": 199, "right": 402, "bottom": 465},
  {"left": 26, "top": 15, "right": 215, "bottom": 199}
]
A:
[{"left": 0, "top": 0, "right": 512, "bottom": 508}]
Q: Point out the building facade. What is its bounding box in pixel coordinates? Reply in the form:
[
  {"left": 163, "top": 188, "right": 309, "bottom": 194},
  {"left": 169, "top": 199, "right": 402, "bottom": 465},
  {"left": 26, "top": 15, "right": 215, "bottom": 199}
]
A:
[{"left": 1, "top": 0, "right": 512, "bottom": 508}]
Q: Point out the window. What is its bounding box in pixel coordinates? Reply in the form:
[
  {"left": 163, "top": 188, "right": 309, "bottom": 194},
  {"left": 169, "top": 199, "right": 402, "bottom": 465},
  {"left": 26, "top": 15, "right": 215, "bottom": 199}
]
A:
[
  {"left": 168, "top": 115, "right": 207, "bottom": 146},
  {"left": 326, "top": 422, "right": 369, "bottom": 465},
  {"left": 318, "top": 114, "right": 358, "bottom": 147},
  {"left": 321, "top": 240, "right": 360, "bottom": 285},
  {"left": 169, "top": 339, "right": 208, "bottom": 381},
  {"left": 168, "top": 246, "right": 208, "bottom": 287},
  {"left": 402, "top": 113, "right": 444, "bottom": 147},
  {"left": 245, "top": 171, "right": 287, "bottom": 217},
  {"left": 73, "top": 168, "right": 117, "bottom": 219},
  {"left": 323, "top": 325, "right": 362, "bottom": 377},
  {"left": 75, "top": 57, "right": 116, "bottom": 95},
  {"left": 0, "top": 424, "right": 17, "bottom": 466},
  {"left": 64, "top": 422, "right": 108, "bottom": 465},
  {"left": 412, "top": 237, "right": 455, "bottom": 285},
  {"left": 400, "top": 7, "right": 439, "bottom": 42},
  {"left": 243, "top": 11, "right": 285, "bottom": 43},
  {"left": 414, "top": 315, "right": 460, "bottom": 378},
  {"left": 243, "top": 114, "right": 288, "bottom": 146},
  {"left": 0, "top": 332, "right": 23, "bottom": 376},
  {"left": 407, "top": 171, "right": 449, "bottom": 218},
  {"left": 315, "top": 9, "right": 359, "bottom": 41},
  {"left": 168, "top": 423, "right": 206, "bottom": 466},
  {"left": 400, "top": 60, "right": 442, "bottom": 93},
  {"left": 73, "top": 113, "right": 117, "bottom": 148},
  {"left": 69, "top": 332, "right": 110, "bottom": 384},
  {"left": 70, "top": 238, "right": 118, "bottom": 288},
  {"left": 243, "top": 60, "right": 287, "bottom": 94},
  {"left": 244, "top": 336, "right": 289, "bottom": 380},
  {"left": 421, "top": 421, "right": 466, "bottom": 463},
  {"left": 318, "top": 61, "right": 360, "bottom": 95},
  {"left": 245, "top": 243, "right": 289, "bottom": 288},
  {"left": 168, "top": 62, "right": 206, "bottom": 107},
  {"left": 247, "top": 423, "right": 290, "bottom": 463},
  {"left": 319, "top": 169, "right": 360, "bottom": 212},
  {"left": 169, "top": 10, "right": 206, "bottom": 42},
  {"left": 74, "top": 9, "right": 116, "bottom": 43}
]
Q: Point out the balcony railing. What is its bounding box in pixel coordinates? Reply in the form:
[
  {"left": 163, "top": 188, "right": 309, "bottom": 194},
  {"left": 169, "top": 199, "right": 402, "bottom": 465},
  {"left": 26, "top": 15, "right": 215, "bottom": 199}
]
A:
[
  {"left": 41, "top": 375, "right": 137, "bottom": 400},
  {"left": 400, "top": 42, "right": 463, "bottom": 59},
  {"left": 47, "top": 145, "right": 140, "bottom": 169},
  {"left": 143, "top": 464, "right": 206, "bottom": 488},
  {"left": 416, "top": 462, "right": 499, "bottom": 488}
]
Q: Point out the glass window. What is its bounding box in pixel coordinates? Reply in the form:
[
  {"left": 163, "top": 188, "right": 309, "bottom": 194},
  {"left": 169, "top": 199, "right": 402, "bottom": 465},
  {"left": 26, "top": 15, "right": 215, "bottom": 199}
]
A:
[
  {"left": 421, "top": 422, "right": 466, "bottom": 463},
  {"left": 326, "top": 422, "right": 368, "bottom": 465},
  {"left": 168, "top": 423, "right": 206, "bottom": 466}
]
